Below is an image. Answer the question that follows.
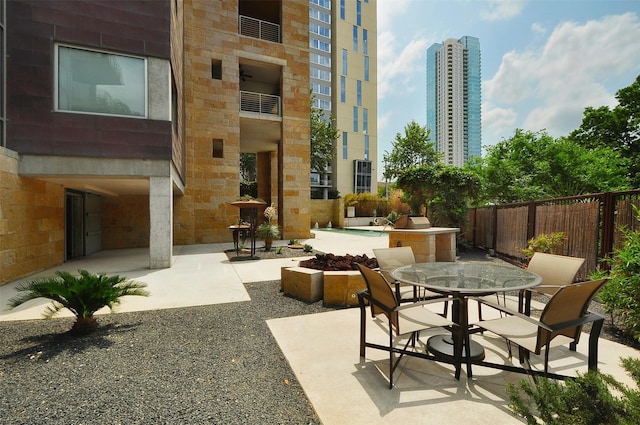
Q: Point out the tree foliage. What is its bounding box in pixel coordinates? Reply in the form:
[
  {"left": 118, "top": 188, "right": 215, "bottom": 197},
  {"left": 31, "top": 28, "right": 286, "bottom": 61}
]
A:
[
  {"left": 466, "top": 129, "right": 630, "bottom": 204},
  {"left": 569, "top": 75, "right": 640, "bottom": 188},
  {"left": 310, "top": 97, "right": 338, "bottom": 173},
  {"left": 382, "top": 121, "right": 442, "bottom": 180},
  {"left": 396, "top": 164, "right": 480, "bottom": 229},
  {"left": 240, "top": 153, "right": 256, "bottom": 182}
]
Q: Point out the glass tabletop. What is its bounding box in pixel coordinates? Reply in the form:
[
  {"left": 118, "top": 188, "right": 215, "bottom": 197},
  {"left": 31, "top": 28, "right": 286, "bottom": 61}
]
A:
[{"left": 391, "top": 262, "right": 542, "bottom": 295}]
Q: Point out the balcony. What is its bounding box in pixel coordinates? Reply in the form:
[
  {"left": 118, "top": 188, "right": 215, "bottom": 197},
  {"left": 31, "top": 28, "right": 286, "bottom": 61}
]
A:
[
  {"left": 239, "top": 15, "right": 280, "bottom": 43},
  {"left": 240, "top": 91, "right": 281, "bottom": 116}
]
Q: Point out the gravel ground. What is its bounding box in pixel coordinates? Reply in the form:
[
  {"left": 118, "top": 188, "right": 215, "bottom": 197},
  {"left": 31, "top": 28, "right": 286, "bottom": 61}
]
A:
[
  {"left": 1, "top": 247, "right": 634, "bottom": 425},
  {"left": 0, "top": 280, "right": 331, "bottom": 425}
]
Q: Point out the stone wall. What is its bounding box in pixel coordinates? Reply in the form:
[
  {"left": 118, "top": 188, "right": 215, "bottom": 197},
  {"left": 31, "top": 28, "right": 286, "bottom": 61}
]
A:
[
  {"left": 176, "top": 0, "right": 311, "bottom": 245},
  {"left": 310, "top": 199, "right": 345, "bottom": 229},
  {"left": 0, "top": 148, "right": 64, "bottom": 285},
  {"left": 102, "top": 195, "right": 150, "bottom": 250}
]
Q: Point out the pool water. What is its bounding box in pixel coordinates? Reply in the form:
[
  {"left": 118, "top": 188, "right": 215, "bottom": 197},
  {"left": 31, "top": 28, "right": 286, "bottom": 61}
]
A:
[{"left": 314, "top": 227, "right": 386, "bottom": 237}]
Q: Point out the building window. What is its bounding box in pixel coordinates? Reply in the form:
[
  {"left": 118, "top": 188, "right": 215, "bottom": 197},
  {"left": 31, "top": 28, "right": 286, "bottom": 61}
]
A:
[
  {"left": 342, "top": 132, "right": 348, "bottom": 159},
  {"left": 364, "top": 135, "right": 369, "bottom": 160},
  {"left": 310, "top": 52, "right": 331, "bottom": 67},
  {"left": 363, "top": 29, "right": 368, "bottom": 54},
  {"left": 310, "top": 38, "right": 331, "bottom": 52},
  {"left": 309, "top": 8, "right": 330, "bottom": 24},
  {"left": 311, "top": 68, "right": 331, "bottom": 81},
  {"left": 357, "top": 1, "right": 362, "bottom": 26},
  {"left": 356, "top": 80, "right": 362, "bottom": 106},
  {"left": 342, "top": 49, "right": 348, "bottom": 75},
  {"left": 56, "top": 45, "right": 146, "bottom": 118},
  {"left": 352, "top": 25, "right": 358, "bottom": 51},
  {"left": 340, "top": 76, "right": 346, "bottom": 103},
  {"left": 353, "top": 106, "right": 358, "bottom": 132},
  {"left": 310, "top": 22, "right": 330, "bottom": 38},
  {"left": 310, "top": 0, "right": 330, "bottom": 10},
  {"left": 311, "top": 82, "right": 331, "bottom": 96},
  {"left": 211, "top": 59, "right": 222, "bottom": 80},
  {"left": 363, "top": 108, "right": 368, "bottom": 133},
  {"left": 212, "top": 139, "right": 224, "bottom": 158},
  {"left": 340, "top": 0, "right": 345, "bottom": 20},
  {"left": 364, "top": 56, "right": 369, "bottom": 81}
]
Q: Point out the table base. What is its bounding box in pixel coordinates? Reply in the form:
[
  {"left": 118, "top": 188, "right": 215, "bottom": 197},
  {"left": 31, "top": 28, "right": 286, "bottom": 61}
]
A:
[{"left": 427, "top": 335, "right": 485, "bottom": 361}]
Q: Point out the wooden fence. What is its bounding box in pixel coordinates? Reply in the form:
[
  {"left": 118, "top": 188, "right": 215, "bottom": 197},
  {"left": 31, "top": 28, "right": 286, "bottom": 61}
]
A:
[{"left": 465, "top": 189, "right": 640, "bottom": 280}]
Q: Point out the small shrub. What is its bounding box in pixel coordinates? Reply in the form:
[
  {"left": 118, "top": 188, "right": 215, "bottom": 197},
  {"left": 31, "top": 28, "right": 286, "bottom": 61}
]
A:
[
  {"left": 599, "top": 206, "right": 640, "bottom": 341},
  {"left": 8, "top": 269, "right": 148, "bottom": 334},
  {"left": 303, "top": 244, "right": 313, "bottom": 253},
  {"left": 275, "top": 246, "right": 283, "bottom": 254},
  {"left": 522, "top": 231, "right": 565, "bottom": 258},
  {"left": 507, "top": 357, "right": 640, "bottom": 425}
]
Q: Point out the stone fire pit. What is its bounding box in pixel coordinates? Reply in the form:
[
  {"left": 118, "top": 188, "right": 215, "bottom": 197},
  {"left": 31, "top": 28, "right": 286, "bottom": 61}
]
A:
[{"left": 281, "top": 254, "right": 378, "bottom": 306}]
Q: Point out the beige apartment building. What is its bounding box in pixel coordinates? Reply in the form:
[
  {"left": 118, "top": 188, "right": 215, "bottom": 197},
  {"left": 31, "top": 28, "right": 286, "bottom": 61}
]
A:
[{"left": 309, "top": 0, "right": 377, "bottom": 198}]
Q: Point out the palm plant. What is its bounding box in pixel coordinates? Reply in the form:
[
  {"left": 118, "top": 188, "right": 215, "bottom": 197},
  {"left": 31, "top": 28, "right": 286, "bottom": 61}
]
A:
[{"left": 8, "top": 269, "right": 149, "bottom": 334}]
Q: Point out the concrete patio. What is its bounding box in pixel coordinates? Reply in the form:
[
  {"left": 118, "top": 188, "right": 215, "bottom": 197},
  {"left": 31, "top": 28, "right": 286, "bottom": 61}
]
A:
[{"left": 1, "top": 228, "right": 639, "bottom": 424}]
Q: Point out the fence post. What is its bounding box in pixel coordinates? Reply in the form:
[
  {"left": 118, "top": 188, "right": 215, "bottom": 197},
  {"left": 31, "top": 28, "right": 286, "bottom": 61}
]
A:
[
  {"left": 600, "top": 192, "right": 615, "bottom": 270},
  {"left": 527, "top": 201, "right": 536, "bottom": 241}
]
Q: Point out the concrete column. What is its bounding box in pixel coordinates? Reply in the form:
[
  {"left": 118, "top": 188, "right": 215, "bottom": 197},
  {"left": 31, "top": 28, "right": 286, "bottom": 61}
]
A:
[{"left": 149, "top": 176, "right": 173, "bottom": 268}]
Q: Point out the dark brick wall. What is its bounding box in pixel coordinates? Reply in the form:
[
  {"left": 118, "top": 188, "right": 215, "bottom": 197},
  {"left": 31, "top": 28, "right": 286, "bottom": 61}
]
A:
[{"left": 6, "top": 0, "right": 173, "bottom": 160}]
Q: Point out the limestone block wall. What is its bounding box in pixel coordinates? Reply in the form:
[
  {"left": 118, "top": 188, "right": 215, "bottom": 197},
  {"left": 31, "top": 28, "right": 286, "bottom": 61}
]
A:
[
  {"left": 0, "top": 148, "right": 64, "bottom": 285},
  {"left": 102, "top": 195, "right": 150, "bottom": 249},
  {"left": 177, "top": 0, "right": 311, "bottom": 245}
]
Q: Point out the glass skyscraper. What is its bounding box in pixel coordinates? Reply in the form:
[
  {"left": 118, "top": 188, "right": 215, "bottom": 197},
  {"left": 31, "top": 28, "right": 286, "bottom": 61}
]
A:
[{"left": 426, "top": 36, "right": 481, "bottom": 166}]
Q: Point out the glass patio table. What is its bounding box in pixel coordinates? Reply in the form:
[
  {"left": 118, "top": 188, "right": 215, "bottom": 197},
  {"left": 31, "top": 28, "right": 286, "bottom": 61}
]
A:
[{"left": 391, "top": 262, "right": 541, "bottom": 377}]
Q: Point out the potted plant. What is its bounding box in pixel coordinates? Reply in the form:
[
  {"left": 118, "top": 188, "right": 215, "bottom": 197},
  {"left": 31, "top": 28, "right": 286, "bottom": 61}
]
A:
[{"left": 257, "top": 203, "right": 280, "bottom": 251}]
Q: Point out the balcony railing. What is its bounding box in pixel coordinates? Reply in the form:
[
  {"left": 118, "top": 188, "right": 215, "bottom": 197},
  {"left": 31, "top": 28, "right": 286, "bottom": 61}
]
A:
[
  {"left": 240, "top": 91, "right": 281, "bottom": 116},
  {"left": 239, "top": 15, "right": 280, "bottom": 43}
]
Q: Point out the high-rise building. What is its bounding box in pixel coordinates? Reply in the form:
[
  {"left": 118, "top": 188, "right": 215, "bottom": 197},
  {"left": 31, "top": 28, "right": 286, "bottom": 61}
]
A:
[
  {"left": 309, "top": 0, "right": 377, "bottom": 198},
  {"left": 426, "top": 36, "right": 481, "bottom": 167}
]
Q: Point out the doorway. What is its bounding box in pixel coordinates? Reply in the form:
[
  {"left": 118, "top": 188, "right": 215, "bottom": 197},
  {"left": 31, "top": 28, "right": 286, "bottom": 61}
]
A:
[{"left": 65, "top": 190, "right": 102, "bottom": 260}]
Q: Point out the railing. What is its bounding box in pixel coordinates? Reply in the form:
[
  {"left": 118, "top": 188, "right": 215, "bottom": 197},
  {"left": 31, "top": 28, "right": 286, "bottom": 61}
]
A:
[
  {"left": 240, "top": 91, "right": 281, "bottom": 116},
  {"left": 239, "top": 15, "right": 280, "bottom": 43}
]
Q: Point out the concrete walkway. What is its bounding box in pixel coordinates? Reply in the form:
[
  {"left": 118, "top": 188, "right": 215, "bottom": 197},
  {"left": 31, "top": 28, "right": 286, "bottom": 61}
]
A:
[{"left": 1, "top": 229, "right": 639, "bottom": 424}]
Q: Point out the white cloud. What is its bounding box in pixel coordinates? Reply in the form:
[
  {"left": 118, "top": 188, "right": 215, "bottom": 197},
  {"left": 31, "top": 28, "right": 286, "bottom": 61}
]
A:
[
  {"left": 377, "top": 0, "right": 412, "bottom": 32},
  {"left": 484, "top": 12, "right": 640, "bottom": 139},
  {"left": 482, "top": 104, "right": 517, "bottom": 140},
  {"left": 531, "top": 22, "right": 546, "bottom": 35},
  {"left": 377, "top": 32, "right": 428, "bottom": 99},
  {"left": 480, "top": 0, "right": 527, "bottom": 22}
]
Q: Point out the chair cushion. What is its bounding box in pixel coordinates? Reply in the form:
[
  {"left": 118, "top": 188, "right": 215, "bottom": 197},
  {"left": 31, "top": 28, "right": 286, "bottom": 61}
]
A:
[
  {"left": 397, "top": 305, "right": 453, "bottom": 335},
  {"left": 478, "top": 316, "right": 573, "bottom": 354}
]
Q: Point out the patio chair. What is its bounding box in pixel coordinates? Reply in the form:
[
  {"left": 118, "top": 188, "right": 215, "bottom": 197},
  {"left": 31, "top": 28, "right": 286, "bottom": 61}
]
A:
[
  {"left": 478, "top": 252, "right": 585, "bottom": 319},
  {"left": 356, "top": 264, "right": 461, "bottom": 388},
  {"left": 472, "top": 278, "right": 608, "bottom": 378},
  {"left": 373, "top": 247, "right": 449, "bottom": 316}
]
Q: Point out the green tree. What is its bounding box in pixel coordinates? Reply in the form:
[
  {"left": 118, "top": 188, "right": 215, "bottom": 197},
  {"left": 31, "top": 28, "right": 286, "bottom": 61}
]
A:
[
  {"left": 395, "top": 164, "right": 480, "bottom": 229},
  {"left": 382, "top": 121, "right": 442, "bottom": 180},
  {"left": 467, "top": 129, "right": 630, "bottom": 204},
  {"left": 8, "top": 270, "right": 149, "bottom": 334},
  {"left": 240, "top": 153, "right": 256, "bottom": 182},
  {"left": 310, "top": 97, "right": 338, "bottom": 173},
  {"left": 569, "top": 75, "right": 640, "bottom": 188}
]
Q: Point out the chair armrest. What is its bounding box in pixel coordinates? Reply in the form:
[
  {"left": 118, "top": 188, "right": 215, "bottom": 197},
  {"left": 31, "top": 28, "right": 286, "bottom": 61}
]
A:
[{"left": 472, "top": 296, "right": 606, "bottom": 334}]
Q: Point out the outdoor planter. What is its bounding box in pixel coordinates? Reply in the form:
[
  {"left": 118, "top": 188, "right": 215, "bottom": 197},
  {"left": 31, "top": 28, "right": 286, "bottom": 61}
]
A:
[{"left": 281, "top": 254, "right": 376, "bottom": 306}]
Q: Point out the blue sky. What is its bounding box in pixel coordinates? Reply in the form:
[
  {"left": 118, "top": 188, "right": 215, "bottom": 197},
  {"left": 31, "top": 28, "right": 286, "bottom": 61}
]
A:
[{"left": 375, "top": 0, "right": 640, "bottom": 180}]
